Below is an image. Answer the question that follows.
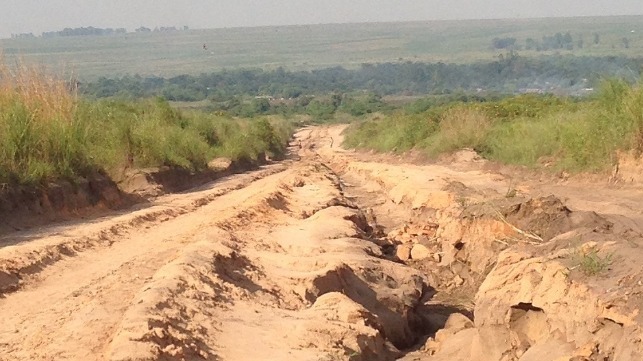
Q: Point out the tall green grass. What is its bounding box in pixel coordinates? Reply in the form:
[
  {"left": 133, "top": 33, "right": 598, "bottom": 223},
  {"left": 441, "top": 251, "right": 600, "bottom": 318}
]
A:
[
  {"left": 344, "top": 81, "right": 643, "bottom": 172},
  {"left": 420, "top": 107, "right": 492, "bottom": 156},
  {"left": 342, "top": 112, "right": 439, "bottom": 153},
  {"left": 0, "top": 64, "right": 293, "bottom": 186}
]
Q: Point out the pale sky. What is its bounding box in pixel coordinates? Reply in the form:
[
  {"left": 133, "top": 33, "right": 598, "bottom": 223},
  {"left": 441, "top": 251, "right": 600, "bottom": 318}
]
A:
[{"left": 1, "top": 0, "right": 642, "bottom": 38}]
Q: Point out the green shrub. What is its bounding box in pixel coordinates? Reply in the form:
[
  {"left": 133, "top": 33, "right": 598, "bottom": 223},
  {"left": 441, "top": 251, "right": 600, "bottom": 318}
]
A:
[
  {"left": 343, "top": 113, "right": 438, "bottom": 152},
  {"left": 573, "top": 247, "right": 613, "bottom": 276},
  {"left": 477, "top": 94, "right": 576, "bottom": 119},
  {"left": 0, "top": 64, "right": 293, "bottom": 186},
  {"left": 343, "top": 80, "right": 643, "bottom": 173},
  {"left": 0, "top": 72, "right": 93, "bottom": 184},
  {"left": 421, "top": 107, "right": 492, "bottom": 156},
  {"left": 483, "top": 113, "right": 562, "bottom": 167}
]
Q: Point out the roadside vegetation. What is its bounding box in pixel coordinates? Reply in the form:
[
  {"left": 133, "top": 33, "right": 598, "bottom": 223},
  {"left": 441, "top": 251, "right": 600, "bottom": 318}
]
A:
[
  {"left": 573, "top": 247, "right": 613, "bottom": 276},
  {"left": 343, "top": 79, "right": 643, "bottom": 172},
  {"left": 0, "top": 64, "right": 292, "bottom": 186},
  {"left": 1, "top": 52, "right": 641, "bottom": 188}
]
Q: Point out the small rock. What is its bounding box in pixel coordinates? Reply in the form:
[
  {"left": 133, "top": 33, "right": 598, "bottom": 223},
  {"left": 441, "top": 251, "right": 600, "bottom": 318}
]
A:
[
  {"left": 417, "top": 235, "right": 431, "bottom": 246},
  {"left": 440, "top": 250, "right": 456, "bottom": 266},
  {"left": 573, "top": 342, "right": 598, "bottom": 358},
  {"left": 444, "top": 313, "right": 474, "bottom": 332},
  {"left": 581, "top": 241, "right": 599, "bottom": 253},
  {"left": 400, "top": 234, "right": 413, "bottom": 243},
  {"left": 411, "top": 244, "right": 431, "bottom": 260},
  {"left": 152, "top": 327, "right": 165, "bottom": 339},
  {"left": 454, "top": 275, "right": 465, "bottom": 286},
  {"left": 396, "top": 244, "right": 413, "bottom": 261},
  {"left": 434, "top": 328, "right": 452, "bottom": 344},
  {"left": 424, "top": 339, "right": 440, "bottom": 354}
]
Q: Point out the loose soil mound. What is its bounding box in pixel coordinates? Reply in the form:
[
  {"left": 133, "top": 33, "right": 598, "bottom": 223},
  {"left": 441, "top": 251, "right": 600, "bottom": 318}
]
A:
[{"left": 502, "top": 195, "right": 613, "bottom": 241}]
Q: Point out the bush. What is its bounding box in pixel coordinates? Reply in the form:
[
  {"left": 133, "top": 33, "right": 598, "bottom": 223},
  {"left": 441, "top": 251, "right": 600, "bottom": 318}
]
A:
[
  {"left": 421, "top": 107, "right": 492, "bottom": 156},
  {"left": 343, "top": 80, "right": 643, "bottom": 173},
  {"left": 483, "top": 113, "right": 562, "bottom": 167},
  {"left": 343, "top": 112, "right": 438, "bottom": 153},
  {"left": 0, "top": 63, "right": 93, "bottom": 184},
  {"left": 0, "top": 63, "right": 293, "bottom": 186}
]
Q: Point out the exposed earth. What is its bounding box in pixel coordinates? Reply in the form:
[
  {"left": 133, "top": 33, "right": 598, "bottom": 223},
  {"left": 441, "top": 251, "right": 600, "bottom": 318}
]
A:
[{"left": 1, "top": 125, "right": 642, "bottom": 361}]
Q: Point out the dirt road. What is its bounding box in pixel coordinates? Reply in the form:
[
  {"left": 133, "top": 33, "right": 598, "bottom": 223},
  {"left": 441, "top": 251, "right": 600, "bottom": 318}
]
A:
[{"left": 1, "top": 126, "right": 643, "bottom": 361}]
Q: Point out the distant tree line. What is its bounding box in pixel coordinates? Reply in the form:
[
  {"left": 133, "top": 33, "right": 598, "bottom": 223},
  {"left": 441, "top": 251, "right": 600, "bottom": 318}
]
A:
[
  {"left": 11, "top": 25, "right": 190, "bottom": 39},
  {"left": 492, "top": 37, "right": 517, "bottom": 50},
  {"left": 10, "top": 33, "right": 37, "bottom": 39},
  {"left": 493, "top": 32, "right": 631, "bottom": 52},
  {"left": 135, "top": 26, "right": 189, "bottom": 33},
  {"left": 524, "top": 32, "right": 575, "bottom": 51},
  {"left": 41, "top": 27, "right": 127, "bottom": 38},
  {"left": 81, "top": 54, "right": 643, "bottom": 103}
]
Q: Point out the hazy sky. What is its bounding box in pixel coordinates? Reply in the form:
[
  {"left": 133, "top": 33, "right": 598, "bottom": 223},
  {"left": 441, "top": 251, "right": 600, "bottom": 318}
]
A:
[{"left": 1, "top": 0, "right": 642, "bottom": 37}]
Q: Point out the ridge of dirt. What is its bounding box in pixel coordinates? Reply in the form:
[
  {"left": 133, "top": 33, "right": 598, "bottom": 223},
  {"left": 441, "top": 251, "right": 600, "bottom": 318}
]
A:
[
  {"left": 0, "top": 157, "right": 267, "bottom": 236},
  {"left": 0, "top": 173, "right": 128, "bottom": 235},
  {"left": 0, "top": 163, "right": 288, "bottom": 296}
]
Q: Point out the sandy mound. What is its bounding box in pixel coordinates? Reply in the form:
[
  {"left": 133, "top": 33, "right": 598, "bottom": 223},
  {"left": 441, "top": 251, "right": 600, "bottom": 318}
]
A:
[{"left": 502, "top": 195, "right": 612, "bottom": 241}]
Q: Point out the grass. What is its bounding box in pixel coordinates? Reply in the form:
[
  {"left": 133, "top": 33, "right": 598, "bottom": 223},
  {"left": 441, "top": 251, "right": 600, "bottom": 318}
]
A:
[
  {"left": 420, "top": 107, "right": 492, "bottom": 156},
  {"left": 0, "top": 62, "right": 87, "bottom": 184},
  {"left": 343, "top": 80, "right": 643, "bottom": 173},
  {"left": 0, "top": 63, "right": 293, "bottom": 186},
  {"left": 486, "top": 80, "right": 643, "bottom": 171},
  {"left": 573, "top": 247, "right": 613, "bottom": 276},
  {"left": 1, "top": 16, "right": 642, "bottom": 80},
  {"left": 342, "top": 112, "right": 438, "bottom": 153}
]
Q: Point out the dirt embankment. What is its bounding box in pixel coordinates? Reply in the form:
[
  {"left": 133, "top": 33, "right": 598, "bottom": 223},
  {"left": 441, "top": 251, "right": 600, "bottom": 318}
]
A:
[
  {"left": 1, "top": 125, "right": 643, "bottom": 361},
  {"left": 0, "top": 157, "right": 263, "bottom": 235},
  {"left": 302, "top": 125, "right": 643, "bottom": 360}
]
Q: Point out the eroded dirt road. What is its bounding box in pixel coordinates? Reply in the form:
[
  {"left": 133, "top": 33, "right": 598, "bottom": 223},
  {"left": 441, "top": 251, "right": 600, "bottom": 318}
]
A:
[{"left": 1, "top": 126, "right": 643, "bottom": 361}]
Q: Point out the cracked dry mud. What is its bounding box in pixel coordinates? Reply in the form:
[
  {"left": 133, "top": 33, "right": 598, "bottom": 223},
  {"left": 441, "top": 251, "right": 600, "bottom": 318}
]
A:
[{"left": 1, "top": 125, "right": 643, "bottom": 361}]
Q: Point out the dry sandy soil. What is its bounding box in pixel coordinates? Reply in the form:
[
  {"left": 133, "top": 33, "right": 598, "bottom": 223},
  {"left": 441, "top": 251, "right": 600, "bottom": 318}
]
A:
[{"left": 1, "top": 125, "right": 643, "bottom": 361}]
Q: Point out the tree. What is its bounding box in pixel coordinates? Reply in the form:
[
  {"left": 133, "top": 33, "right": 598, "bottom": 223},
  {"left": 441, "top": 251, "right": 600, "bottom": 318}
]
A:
[
  {"left": 525, "top": 38, "right": 539, "bottom": 51},
  {"left": 492, "top": 37, "right": 517, "bottom": 50},
  {"left": 251, "top": 98, "right": 271, "bottom": 113}
]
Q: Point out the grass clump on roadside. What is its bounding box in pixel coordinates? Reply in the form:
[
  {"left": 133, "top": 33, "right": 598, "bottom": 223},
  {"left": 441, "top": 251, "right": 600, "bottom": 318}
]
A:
[
  {"left": 0, "top": 63, "right": 91, "bottom": 185},
  {"left": 486, "top": 80, "right": 643, "bottom": 171},
  {"left": 343, "top": 80, "right": 643, "bottom": 173},
  {"left": 420, "top": 107, "right": 492, "bottom": 156},
  {"left": 0, "top": 63, "right": 293, "bottom": 186},
  {"left": 573, "top": 247, "right": 613, "bottom": 276},
  {"left": 342, "top": 112, "right": 439, "bottom": 153}
]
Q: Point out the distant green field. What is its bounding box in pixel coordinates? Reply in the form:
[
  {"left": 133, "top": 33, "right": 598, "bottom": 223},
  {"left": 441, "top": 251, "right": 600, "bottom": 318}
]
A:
[{"left": 1, "top": 16, "right": 642, "bottom": 80}]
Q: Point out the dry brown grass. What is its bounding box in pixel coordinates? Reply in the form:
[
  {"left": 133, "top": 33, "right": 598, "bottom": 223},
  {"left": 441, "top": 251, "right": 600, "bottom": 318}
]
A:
[{"left": 0, "top": 58, "right": 76, "bottom": 122}]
